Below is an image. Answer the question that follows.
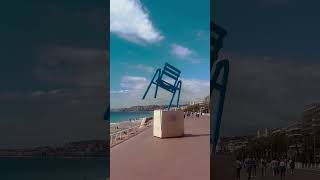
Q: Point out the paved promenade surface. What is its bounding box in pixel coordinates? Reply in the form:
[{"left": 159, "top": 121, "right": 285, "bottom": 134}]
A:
[
  {"left": 215, "top": 154, "right": 320, "bottom": 180},
  {"left": 110, "top": 115, "right": 210, "bottom": 180}
]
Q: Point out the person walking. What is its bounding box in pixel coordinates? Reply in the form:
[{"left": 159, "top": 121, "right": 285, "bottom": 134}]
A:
[
  {"left": 235, "top": 158, "right": 242, "bottom": 180},
  {"left": 252, "top": 158, "right": 257, "bottom": 178},
  {"left": 245, "top": 157, "right": 253, "bottom": 180},
  {"left": 275, "top": 159, "right": 280, "bottom": 176},
  {"left": 289, "top": 159, "right": 295, "bottom": 175},
  {"left": 279, "top": 159, "right": 286, "bottom": 179},
  {"left": 260, "top": 158, "right": 267, "bottom": 177},
  {"left": 271, "top": 158, "right": 277, "bottom": 176}
]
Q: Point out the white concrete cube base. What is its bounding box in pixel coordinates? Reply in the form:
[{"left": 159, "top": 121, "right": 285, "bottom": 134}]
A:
[{"left": 153, "top": 110, "right": 184, "bottom": 138}]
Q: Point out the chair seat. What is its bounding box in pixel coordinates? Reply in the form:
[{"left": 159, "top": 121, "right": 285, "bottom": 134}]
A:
[{"left": 156, "top": 79, "right": 176, "bottom": 93}]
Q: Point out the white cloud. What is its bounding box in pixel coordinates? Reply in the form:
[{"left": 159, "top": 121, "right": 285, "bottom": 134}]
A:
[
  {"left": 123, "top": 63, "right": 155, "bottom": 73},
  {"left": 120, "top": 75, "right": 148, "bottom": 91},
  {"left": 196, "top": 30, "right": 209, "bottom": 40},
  {"left": 31, "top": 91, "right": 46, "bottom": 97},
  {"left": 170, "top": 43, "right": 204, "bottom": 63},
  {"left": 30, "top": 89, "right": 68, "bottom": 97},
  {"left": 111, "top": 76, "right": 148, "bottom": 95},
  {"left": 110, "top": 90, "right": 129, "bottom": 94},
  {"left": 180, "top": 78, "right": 210, "bottom": 101},
  {"left": 110, "top": 0, "right": 164, "bottom": 44},
  {"left": 171, "top": 44, "right": 193, "bottom": 59}
]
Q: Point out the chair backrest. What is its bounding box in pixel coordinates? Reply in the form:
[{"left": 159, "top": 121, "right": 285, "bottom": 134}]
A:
[
  {"left": 211, "top": 22, "right": 227, "bottom": 46},
  {"left": 160, "top": 63, "right": 181, "bottom": 86}
]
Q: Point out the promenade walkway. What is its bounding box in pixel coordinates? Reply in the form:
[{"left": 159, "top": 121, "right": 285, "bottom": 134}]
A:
[
  {"left": 110, "top": 115, "right": 210, "bottom": 180},
  {"left": 215, "top": 154, "right": 320, "bottom": 180}
]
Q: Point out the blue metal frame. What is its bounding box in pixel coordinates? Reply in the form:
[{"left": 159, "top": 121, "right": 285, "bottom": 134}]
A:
[
  {"left": 210, "top": 22, "right": 229, "bottom": 153},
  {"left": 210, "top": 23, "right": 230, "bottom": 180},
  {"left": 210, "top": 59, "right": 229, "bottom": 153},
  {"left": 142, "top": 63, "right": 182, "bottom": 110}
]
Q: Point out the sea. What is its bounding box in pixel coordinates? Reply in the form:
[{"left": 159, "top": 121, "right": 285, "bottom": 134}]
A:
[
  {"left": 0, "top": 112, "right": 153, "bottom": 179},
  {"left": 110, "top": 111, "right": 153, "bottom": 124},
  {"left": 1, "top": 157, "right": 109, "bottom": 180}
]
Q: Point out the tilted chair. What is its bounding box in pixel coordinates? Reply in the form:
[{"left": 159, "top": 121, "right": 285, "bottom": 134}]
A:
[
  {"left": 210, "top": 23, "right": 230, "bottom": 172},
  {"left": 142, "top": 63, "right": 182, "bottom": 110}
]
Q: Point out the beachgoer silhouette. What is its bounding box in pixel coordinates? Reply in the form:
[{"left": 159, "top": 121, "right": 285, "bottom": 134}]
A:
[
  {"left": 252, "top": 158, "right": 257, "bottom": 177},
  {"left": 260, "top": 157, "right": 267, "bottom": 177},
  {"left": 235, "top": 158, "right": 242, "bottom": 180},
  {"left": 289, "top": 159, "right": 295, "bottom": 175},
  {"left": 245, "top": 157, "right": 253, "bottom": 180},
  {"left": 280, "top": 159, "right": 286, "bottom": 179}
]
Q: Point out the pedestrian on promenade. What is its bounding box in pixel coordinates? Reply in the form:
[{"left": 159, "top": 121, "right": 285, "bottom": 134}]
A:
[
  {"left": 260, "top": 157, "right": 267, "bottom": 177},
  {"left": 289, "top": 159, "right": 295, "bottom": 175},
  {"left": 279, "top": 159, "right": 286, "bottom": 179},
  {"left": 235, "top": 158, "right": 242, "bottom": 180},
  {"left": 271, "top": 158, "right": 277, "bottom": 176},
  {"left": 245, "top": 156, "right": 253, "bottom": 180},
  {"left": 252, "top": 157, "right": 257, "bottom": 178},
  {"left": 275, "top": 159, "right": 280, "bottom": 176}
]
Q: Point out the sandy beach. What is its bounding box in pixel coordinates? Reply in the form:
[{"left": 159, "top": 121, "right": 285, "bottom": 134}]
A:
[
  {"left": 110, "top": 117, "right": 153, "bottom": 147},
  {"left": 110, "top": 120, "right": 143, "bottom": 134}
]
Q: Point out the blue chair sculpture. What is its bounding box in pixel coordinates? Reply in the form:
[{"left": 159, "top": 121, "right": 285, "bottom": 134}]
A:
[
  {"left": 210, "top": 23, "right": 230, "bottom": 179},
  {"left": 210, "top": 23, "right": 229, "bottom": 153},
  {"left": 142, "top": 63, "right": 182, "bottom": 110}
]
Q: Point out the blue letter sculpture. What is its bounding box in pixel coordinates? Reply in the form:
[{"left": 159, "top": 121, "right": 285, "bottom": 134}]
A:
[
  {"left": 142, "top": 63, "right": 182, "bottom": 110},
  {"left": 210, "top": 22, "right": 230, "bottom": 178}
]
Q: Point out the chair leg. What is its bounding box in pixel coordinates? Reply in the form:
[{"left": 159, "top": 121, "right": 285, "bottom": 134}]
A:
[
  {"left": 142, "top": 69, "right": 161, "bottom": 99},
  {"left": 168, "top": 91, "right": 176, "bottom": 111},
  {"left": 142, "top": 81, "right": 153, "bottom": 100},
  {"left": 154, "top": 84, "right": 159, "bottom": 98},
  {"left": 176, "top": 81, "right": 182, "bottom": 108}
]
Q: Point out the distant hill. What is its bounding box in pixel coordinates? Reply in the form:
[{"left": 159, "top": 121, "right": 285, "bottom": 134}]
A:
[
  {"left": 0, "top": 140, "right": 107, "bottom": 158},
  {"left": 111, "top": 104, "right": 188, "bottom": 112}
]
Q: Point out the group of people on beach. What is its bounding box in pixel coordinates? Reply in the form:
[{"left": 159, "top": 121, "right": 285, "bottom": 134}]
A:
[
  {"left": 235, "top": 156, "right": 295, "bottom": 180},
  {"left": 184, "top": 112, "right": 203, "bottom": 118}
]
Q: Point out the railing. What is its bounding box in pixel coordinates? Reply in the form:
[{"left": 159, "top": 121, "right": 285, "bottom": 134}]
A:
[{"left": 110, "top": 122, "right": 153, "bottom": 147}]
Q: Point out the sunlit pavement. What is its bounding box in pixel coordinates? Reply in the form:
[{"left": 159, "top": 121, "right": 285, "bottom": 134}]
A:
[{"left": 110, "top": 115, "right": 210, "bottom": 180}]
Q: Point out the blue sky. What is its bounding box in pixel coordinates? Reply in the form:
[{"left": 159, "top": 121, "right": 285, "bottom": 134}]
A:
[{"left": 110, "top": 0, "right": 210, "bottom": 108}]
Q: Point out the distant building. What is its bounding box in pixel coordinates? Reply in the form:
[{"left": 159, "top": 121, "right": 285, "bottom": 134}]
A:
[
  {"left": 271, "top": 128, "right": 286, "bottom": 136},
  {"left": 189, "top": 101, "right": 196, "bottom": 105},
  {"left": 286, "top": 122, "right": 303, "bottom": 138},
  {"left": 285, "top": 122, "right": 303, "bottom": 158},
  {"left": 257, "top": 128, "right": 270, "bottom": 138},
  {"left": 189, "top": 100, "right": 205, "bottom": 106},
  {"left": 226, "top": 140, "right": 249, "bottom": 153},
  {"left": 301, "top": 103, "right": 320, "bottom": 162},
  {"left": 302, "top": 103, "right": 320, "bottom": 135},
  {"left": 216, "top": 138, "right": 222, "bottom": 152},
  {"left": 179, "top": 105, "right": 188, "bottom": 110},
  {"left": 264, "top": 128, "right": 270, "bottom": 137}
]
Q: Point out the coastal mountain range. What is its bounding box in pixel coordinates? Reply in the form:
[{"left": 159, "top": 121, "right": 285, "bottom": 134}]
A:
[{"left": 111, "top": 104, "right": 188, "bottom": 112}]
